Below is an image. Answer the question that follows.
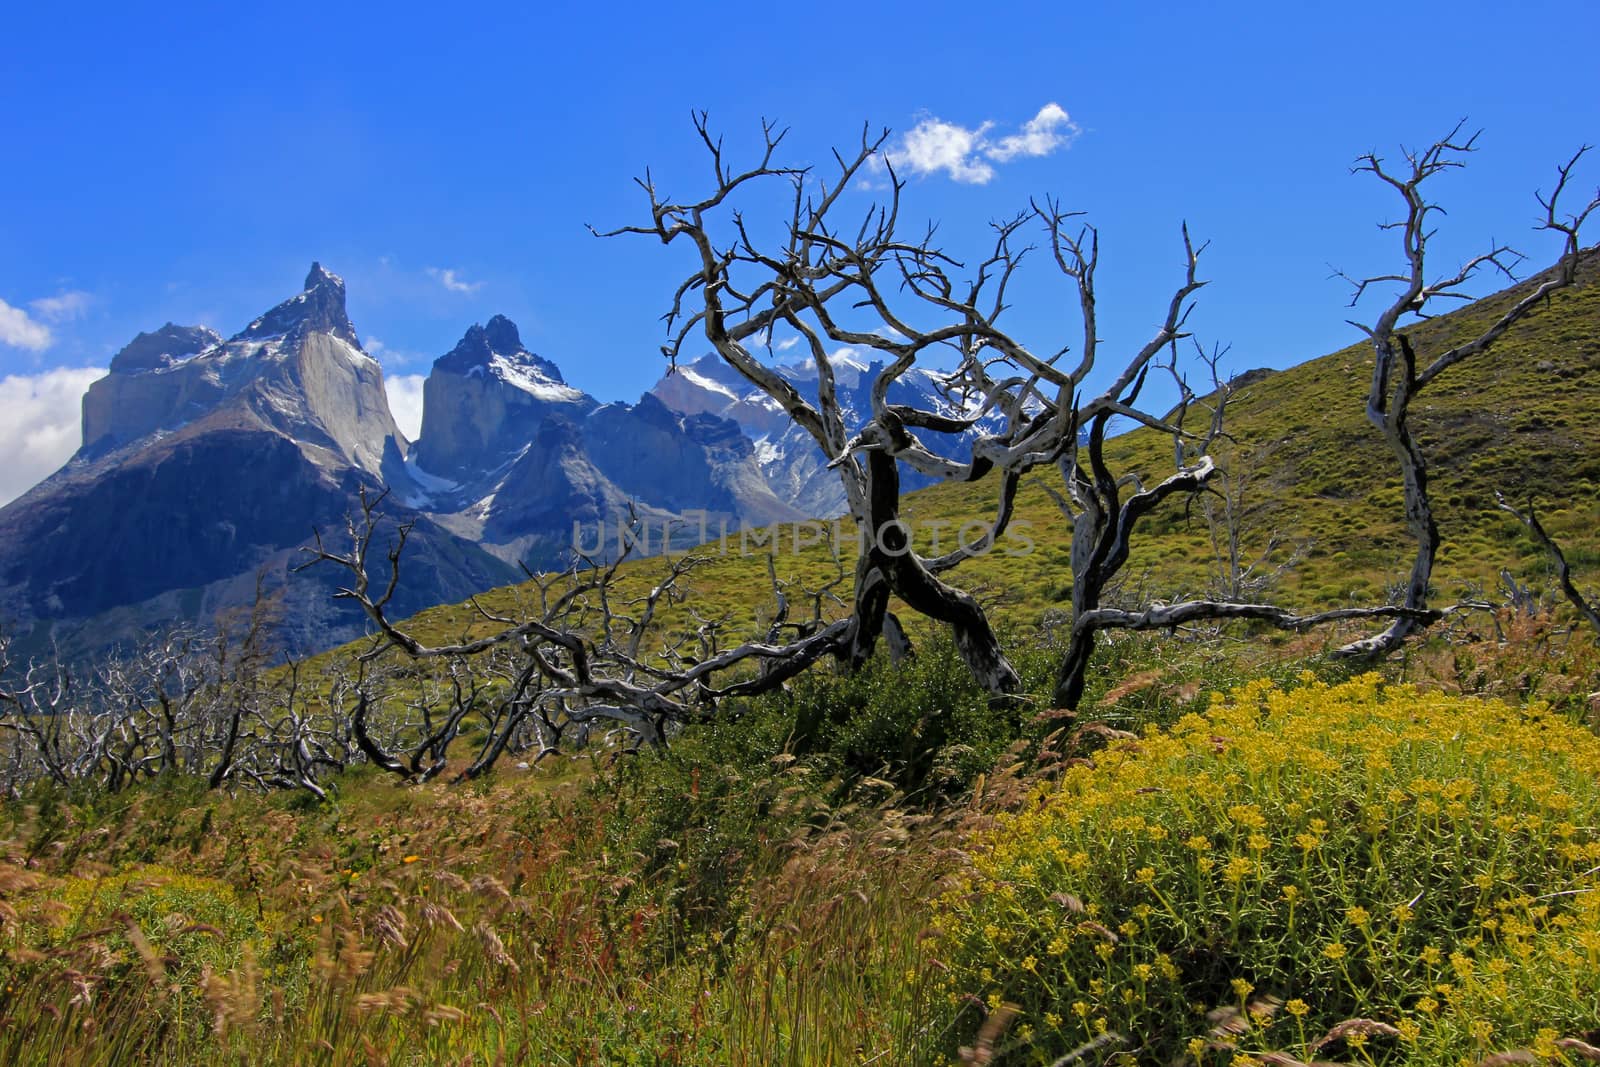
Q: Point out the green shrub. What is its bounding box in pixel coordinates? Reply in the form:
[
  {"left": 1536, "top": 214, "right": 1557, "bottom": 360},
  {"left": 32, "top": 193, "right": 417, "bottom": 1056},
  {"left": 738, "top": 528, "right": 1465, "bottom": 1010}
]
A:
[{"left": 933, "top": 675, "right": 1600, "bottom": 1064}]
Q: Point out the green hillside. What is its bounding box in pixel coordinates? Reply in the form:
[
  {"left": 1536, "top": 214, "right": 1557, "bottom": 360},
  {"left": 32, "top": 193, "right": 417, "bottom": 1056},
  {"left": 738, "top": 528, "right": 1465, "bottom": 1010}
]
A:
[{"left": 395, "top": 255, "right": 1600, "bottom": 650}]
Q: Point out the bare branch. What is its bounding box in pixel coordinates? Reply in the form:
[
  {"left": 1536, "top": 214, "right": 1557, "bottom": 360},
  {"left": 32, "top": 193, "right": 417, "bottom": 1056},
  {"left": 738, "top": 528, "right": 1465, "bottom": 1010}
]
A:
[{"left": 1496, "top": 491, "right": 1600, "bottom": 634}]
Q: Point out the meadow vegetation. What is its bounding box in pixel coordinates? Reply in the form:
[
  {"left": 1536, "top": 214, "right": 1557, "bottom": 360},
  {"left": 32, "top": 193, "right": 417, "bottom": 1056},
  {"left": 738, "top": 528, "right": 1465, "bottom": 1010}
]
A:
[{"left": 1, "top": 613, "right": 1597, "bottom": 1063}]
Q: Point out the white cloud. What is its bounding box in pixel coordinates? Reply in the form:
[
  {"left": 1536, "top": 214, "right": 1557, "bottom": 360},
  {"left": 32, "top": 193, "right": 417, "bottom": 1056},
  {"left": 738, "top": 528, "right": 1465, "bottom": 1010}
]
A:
[
  {"left": 365, "top": 335, "right": 423, "bottom": 367},
  {"left": 874, "top": 102, "right": 1080, "bottom": 185},
  {"left": 0, "top": 366, "right": 105, "bottom": 505},
  {"left": 0, "top": 298, "right": 53, "bottom": 351},
  {"left": 895, "top": 117, "right": 998, "bottom": 184},
  {"left": 384, "top": 373, "right": 426, "bottom": 440},
  {"left": 29, "top": 290, "right": 92, "bottom": 322},
  {"left": 774, "top": 336, "right": 800, "bottom": 352},
  {"left": 987, "top": 103, "right": 1078, "bottom": 162},
  {"left": 426, "top": 267, "right": 484, "bottom": 294}
]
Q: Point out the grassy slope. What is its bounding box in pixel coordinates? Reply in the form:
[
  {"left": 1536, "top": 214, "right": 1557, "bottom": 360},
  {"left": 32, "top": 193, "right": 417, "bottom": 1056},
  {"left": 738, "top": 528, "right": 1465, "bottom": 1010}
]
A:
[{"left": 388, "top": 256, "right": 1600, "bottom": 650}]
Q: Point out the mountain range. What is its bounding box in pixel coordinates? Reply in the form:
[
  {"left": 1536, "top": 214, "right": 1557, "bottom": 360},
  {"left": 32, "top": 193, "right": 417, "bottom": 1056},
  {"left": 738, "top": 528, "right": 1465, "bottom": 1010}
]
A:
[{"left": 0, "top": 265, "right": 980, "bottom": 660}]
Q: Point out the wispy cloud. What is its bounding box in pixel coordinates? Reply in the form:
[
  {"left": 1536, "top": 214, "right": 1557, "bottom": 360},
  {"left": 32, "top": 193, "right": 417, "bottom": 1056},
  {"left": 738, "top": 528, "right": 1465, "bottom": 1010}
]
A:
[
  {"left": 871, "top": 102, "right": 1080, "bottom": 185},
  {"left": 29, "top": 289, "right": 92, "bottom": 322},
  {"left": 365, "top": 335, "right": 423, "bottom": 367},
  {"left": 427, "top": 267, "right": 484, "bottom": 294},
  {"left": 755, "top": 327, "right": 803, "bottom": 354},
  {"left": 0, "top": 366, "right": 105, "bottom": 504},
  {"left": 0, "top": 298, "right": 54, "bottom": 351},
  {"left": 384, "top": 373, "right": 426, "bottom": 440}
]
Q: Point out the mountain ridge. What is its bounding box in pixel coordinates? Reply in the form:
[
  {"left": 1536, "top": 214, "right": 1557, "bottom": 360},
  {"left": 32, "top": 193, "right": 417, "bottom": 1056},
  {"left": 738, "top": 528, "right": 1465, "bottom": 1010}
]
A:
[{"left": 0, "top": 265, "right": 516, "bottom": 663}]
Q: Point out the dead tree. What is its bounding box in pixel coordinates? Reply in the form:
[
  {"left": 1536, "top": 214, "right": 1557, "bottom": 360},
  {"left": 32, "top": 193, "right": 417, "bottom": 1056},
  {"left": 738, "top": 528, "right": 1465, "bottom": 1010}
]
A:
[
  {"left": 1164, "top": 358, "right": 1307, "bottom": 604},
  {"left": 204, "top": 579, "right": 278, "bottom": 788},
  {"left": 1333, "top": 125, "right": 1596, "bottom": 658},
  {"left": 599, "top": 118, "right": 1236, "bottom": 696},
  {"left": 0, "top": 634, "right": 76, "bottom": 789},
  {"left": 1496, "top": 492, "right": 1600, "bottom": 635},
  {"left": 298, "top": 489, "right": 852, "bottom": 752},
  {"left": 598, "top": 120, "right": 1049, "bottom": 694}
]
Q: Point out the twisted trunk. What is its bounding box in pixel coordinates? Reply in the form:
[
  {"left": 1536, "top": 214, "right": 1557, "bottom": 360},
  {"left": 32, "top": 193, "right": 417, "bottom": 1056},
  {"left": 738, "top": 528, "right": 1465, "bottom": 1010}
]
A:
[{"left": 852, "top": 444, "right": 1019, "bottom": 695}]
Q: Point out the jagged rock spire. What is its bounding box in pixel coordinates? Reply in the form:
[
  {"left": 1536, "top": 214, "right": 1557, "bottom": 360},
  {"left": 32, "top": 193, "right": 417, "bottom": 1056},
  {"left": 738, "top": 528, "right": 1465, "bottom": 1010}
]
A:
[
  {"left": 433, "top": 314, "right": 565, "bottom": 382},
  {"left": 234, "top": 261, "right": 358, "bottom": 346}
]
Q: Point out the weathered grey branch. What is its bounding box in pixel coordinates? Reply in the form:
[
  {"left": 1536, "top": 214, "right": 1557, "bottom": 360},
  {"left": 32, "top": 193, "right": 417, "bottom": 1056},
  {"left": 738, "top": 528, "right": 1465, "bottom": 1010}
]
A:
[
  {"left": 1496, "top": 492, "right": 1600, "bottom": 634},
  {"left": 1332, "top": 130, "right": 1595, "bottom": 658}
]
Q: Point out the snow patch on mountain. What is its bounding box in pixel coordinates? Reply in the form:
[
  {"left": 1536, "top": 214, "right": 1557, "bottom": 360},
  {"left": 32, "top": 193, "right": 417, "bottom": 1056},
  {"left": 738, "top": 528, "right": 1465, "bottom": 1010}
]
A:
[
  {"left": 678, "top": 366, "right": 743, "bottom": 402},
  {"left": 486, "top": 354, "right": 586, "bottom": 402}
]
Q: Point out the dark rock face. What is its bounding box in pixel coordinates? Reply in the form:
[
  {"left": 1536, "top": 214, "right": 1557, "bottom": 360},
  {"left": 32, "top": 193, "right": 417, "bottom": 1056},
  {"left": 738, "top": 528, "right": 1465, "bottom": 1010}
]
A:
[
  {"left": 584, "top": 396, "right": 742, "bottom": 515},
  {"left": 1, "top": 427, "right": 326, "bottom": 619}
]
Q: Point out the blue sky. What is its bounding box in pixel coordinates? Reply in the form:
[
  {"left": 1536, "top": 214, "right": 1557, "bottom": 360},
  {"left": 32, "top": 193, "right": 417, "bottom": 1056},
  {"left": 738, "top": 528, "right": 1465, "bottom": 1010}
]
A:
[{"left": 2, "top": 0, "right": 1595, "bottom": 503}]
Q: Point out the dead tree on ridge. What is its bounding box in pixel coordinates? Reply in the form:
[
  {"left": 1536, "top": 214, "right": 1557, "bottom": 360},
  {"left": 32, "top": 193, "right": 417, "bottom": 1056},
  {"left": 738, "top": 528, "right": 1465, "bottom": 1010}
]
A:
[
  {"left": 1029, "top": 219, "right": 1429, "bottom": 708},
  {"left": 1333, "top": 125, "right": 1596, "bottom": 658},
  {"left": 1495, "top": 492, "right": 1600, "bottom": 636},
  {"left": 299, "top": 489, "right": 851, "bottom": 754},
  {"left": 600, "top": 118, "right": 1254, "bottom": 697}
]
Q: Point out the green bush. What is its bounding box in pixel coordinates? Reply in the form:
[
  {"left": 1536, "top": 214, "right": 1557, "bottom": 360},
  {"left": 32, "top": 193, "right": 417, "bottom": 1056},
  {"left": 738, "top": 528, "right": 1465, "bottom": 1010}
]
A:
[{"left": 933, "top": 675, "right": 1600, "bottom": 1064}]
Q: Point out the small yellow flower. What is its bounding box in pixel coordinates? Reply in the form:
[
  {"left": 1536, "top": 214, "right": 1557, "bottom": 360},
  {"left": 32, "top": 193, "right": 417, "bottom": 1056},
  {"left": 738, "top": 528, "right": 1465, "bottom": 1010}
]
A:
[
  {"left": 1532, "top": 1028, "right": 1560, "bottom": 1058},
  {"left": 1285, "top": 998, "right": 1308, "bottom": 1017},
  {"left": 1323, "top": 942, "right": 1347, "bottom": 961}
]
